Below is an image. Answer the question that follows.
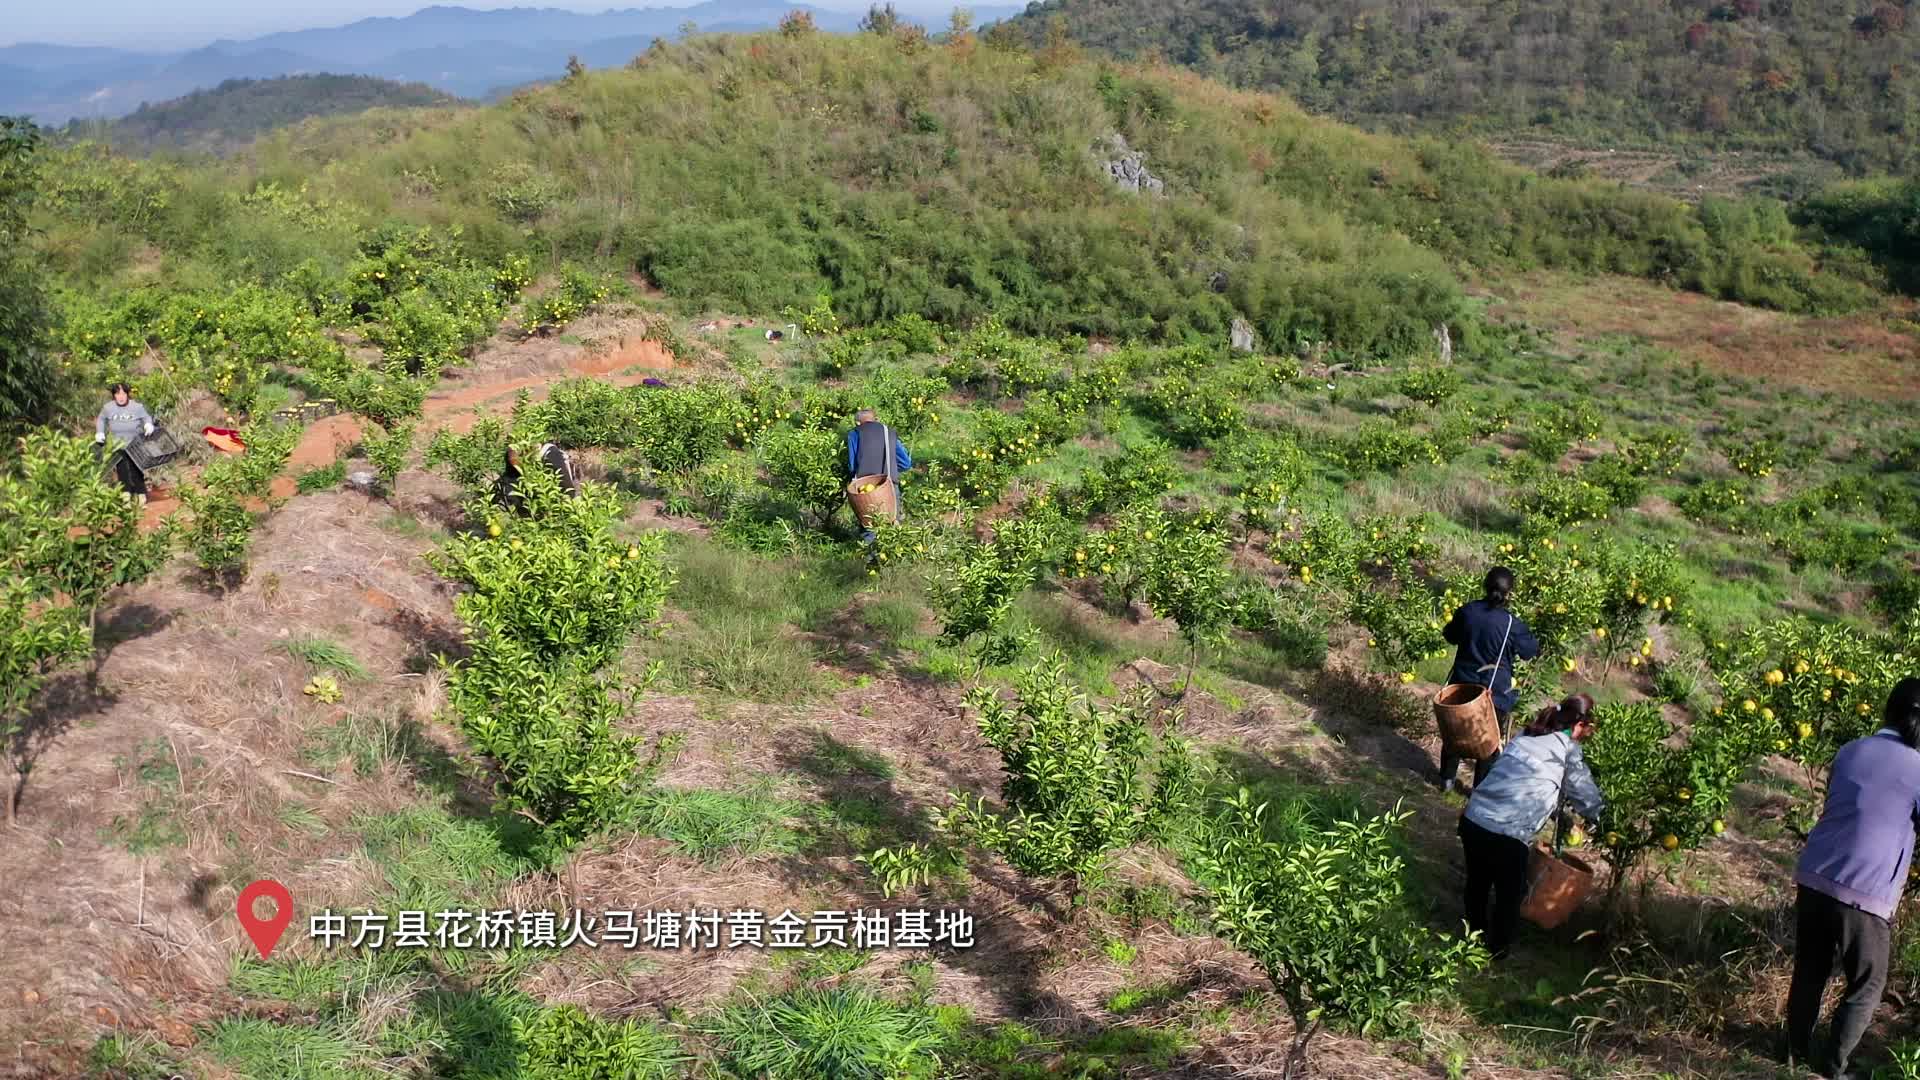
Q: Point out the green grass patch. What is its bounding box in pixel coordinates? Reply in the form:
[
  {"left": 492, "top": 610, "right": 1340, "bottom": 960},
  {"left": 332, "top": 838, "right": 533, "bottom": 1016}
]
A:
[
  {"left": 102, "top": 741, "right": 188, "bottom": 854},
  {"left": 376, "top": 511, "right": 438, "bottom": 539},
  {"left": 276, "top": 801, "right": 328, "bottom": 835},
  {"left": 1096, "top": 882, "right": 1212, "bottom": 937},
  {"left": 660, "top": 612, "right": 825, "bottom": 701},
  {"left": 638, "top": 783, "right": 805, "bottom": 863},
  {"left": 709, "top": 984, "right": 942, "bottom": 1080},
  {"left": 229, "top": 951, "right": 425, "bottom": 1011},
  {"left": 650, "top": 536, "right": 872, "bottom": 701},
  {"left": 1104, "top": 979, "right": 1186, "bottom": 1015},
  {"left": 354, "top": 805, "right": 546, "bottom": 911},
  {"left": 294, "top": 460, "right": 347, "bottom": 494},
  {"left": 201, "top": 1017, "right": 373, "bottom": 1080},
  {"left": 790, "top": 948, "right": 875, "bottom": 982},
  {"left": 88, "top": 1033, "right": 183, "bottom": 1080},
  {"left": 283, "top": 634, "right": 370, "bottom": 679},
  {"left": 807, "top": 791, "right": 921, "bottom": 855},
  {"left": 301, "top": 712, "right": 461, "bottom": 790}
]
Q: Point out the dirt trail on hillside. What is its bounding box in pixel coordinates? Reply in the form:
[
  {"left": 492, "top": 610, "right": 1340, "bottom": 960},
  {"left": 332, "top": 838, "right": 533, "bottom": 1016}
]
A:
[{"left": 143, "top": 334, "right": 675, "bottom": 523}]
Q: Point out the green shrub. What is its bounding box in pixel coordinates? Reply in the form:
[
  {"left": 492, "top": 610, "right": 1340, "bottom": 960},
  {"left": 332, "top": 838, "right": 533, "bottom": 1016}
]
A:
[
  {"left": 631, "top": 383, "right": 739, "bottom": 473},
  {"left": 929, "top": 537, "right": 1039, "bottom": 664},
  {"left": 514, "top": 1004, "right": 684, "bottom": 1080},
  {"left": 872, "top": 312, "right": 943, "bottom": 354},
  {"left": 1873, "top": 575, "right": 1920, "bottom": 648},
  {"left": 1140, "top": 513, "right": 1235, "bottom": 668},
  {"left": 1583, "top": 701, "right": 1753, "bottom": 897},
  {"left": 519, "top": 378, "right": 641, "bottom": 450},
  {"left": 1711, "top": 618, "right": 1906, "bottom": 798},
  {"left": 1527, "top": 472, "right": 1613, "bottom": 528},
  {"left": 857, "top": 841, "right": 967, "bottom": 897},
  {"left": 3, "top": 429, "right": 174, "bottom": 632},
  {"left": 449, "top": 639, "right": 647, "bottom": 848},
  {"left": 762, "top": 426, "right": 846, "bottom": 526},
  {"left": 1072, "top": 441, "right": 1178, "bottom": 516},
  {"left": 431, "top": 474, "right": 671, "bottom": 669},
  {"left": 1336, "top": 420, "right": 1440, "bottom": 473},
  {"left": 425, "top": 416, "right": 510, "bottom": 498},
  {"left": 362, "top": 421, "right": 415, "bottom": 494},
  {"left": 940, "top": 659, "right": 1195, "bottom": 890},
  {"left": 848, "top": 368, "right": 949, "bottom": 438},
  {"left": 196, "top": 420, "right": 297, "bottom": 500},
  {"left": 1675, "top": 478, "right": 1753, "bottom": 529},
  {"left": 431, "top": 468, "right": 672, "bottom": 850},
  {"left": 1719, "top": 432, "right": 1782, "bottom": 479},
  {"left": 524, "top": 265, "right": 611, "bottom": 334},
  {"left": 0, "top": 577, "right": 90, "bottom": 823},
  {"left": 309, "top": 357, "right": 433, "bottom": 431},
  {"left": 1395, "top": 364, "right": 1460, "bottom": 405},
  {"left": 368, "top": 289, "right": 465, "bottom": 376},
  {"left": 1523, "top": 401, "right": 1600, "bottom": 462},
  {"left": 1138, "top": 376, "right": 1247, "bottom": 449},
  {"left": 487, "top": 163, "right": 569, "bottom": 224},
  {"left": 1229, "top": 435, "right": 1310, "bottom": 533},
  {"left": 180, "top": 483, "right": 255, "bottom": 586},
  {"left": 1195, "top": 793, "right": 1485, "bottom": 1079}
]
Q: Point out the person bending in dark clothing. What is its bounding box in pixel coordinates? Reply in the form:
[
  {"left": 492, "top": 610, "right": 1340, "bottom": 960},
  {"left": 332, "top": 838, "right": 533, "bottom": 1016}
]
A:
[
  {"left": 493, "top": 441, "right": 579, "bottom": 514},
  {"left": 1438, "top": 566, "right": 1541, "bottom": 792}
]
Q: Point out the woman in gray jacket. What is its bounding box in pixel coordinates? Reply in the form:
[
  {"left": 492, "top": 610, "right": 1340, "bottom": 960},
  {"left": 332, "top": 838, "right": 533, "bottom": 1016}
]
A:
[
  {"left": 1459, "top": 692, "right": 1606, "bottom": 958},
  {"left": 95, "top": 382, "right": 156, "bottom": 503}
]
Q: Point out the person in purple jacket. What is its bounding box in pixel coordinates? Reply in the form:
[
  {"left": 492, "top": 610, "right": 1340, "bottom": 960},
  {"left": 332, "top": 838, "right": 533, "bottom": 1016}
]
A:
[{"left": 1784, "top": 677, "right": 1920, "bottom": 1079}]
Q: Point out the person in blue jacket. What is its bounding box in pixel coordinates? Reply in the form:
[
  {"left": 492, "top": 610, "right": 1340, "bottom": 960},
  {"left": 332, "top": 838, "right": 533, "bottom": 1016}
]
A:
[
  {"left": 1438, "top": 567, "right": 1542, "bottom": 792},
  {"left": 845, "top": 409, "right": 912, "bottom": 542},
  {"left": 1460, "top": 692, "right": 1604, "bottom": 960},
  {"left": 1783, "top": 678, "right": 1920, "bottom": 1079}
]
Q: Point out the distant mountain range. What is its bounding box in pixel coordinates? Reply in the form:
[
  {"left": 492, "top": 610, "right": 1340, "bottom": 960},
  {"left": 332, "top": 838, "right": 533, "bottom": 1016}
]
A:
[{"left": 2, "top": 3, "right": 1022, "bottom": 124}]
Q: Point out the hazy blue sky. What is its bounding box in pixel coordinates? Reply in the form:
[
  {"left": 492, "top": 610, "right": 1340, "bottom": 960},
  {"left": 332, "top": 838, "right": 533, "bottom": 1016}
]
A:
[{"left": 5, "top": 1, "right": 941, "bottom": 50}]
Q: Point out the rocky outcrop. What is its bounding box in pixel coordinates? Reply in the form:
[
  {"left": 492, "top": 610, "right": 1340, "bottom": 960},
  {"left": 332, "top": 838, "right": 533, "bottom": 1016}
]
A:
[
  {"left": 1099, "top": 133, "right": 1165, "bottom": 195},
  {"left": 1231, "top": 317, "right": 1257, "bottom": 353}
]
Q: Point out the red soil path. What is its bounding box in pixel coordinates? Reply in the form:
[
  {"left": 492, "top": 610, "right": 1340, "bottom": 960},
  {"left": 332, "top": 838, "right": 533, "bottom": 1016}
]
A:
[{"left": 142, "top": 336, "right": 674, "bottom": 524}]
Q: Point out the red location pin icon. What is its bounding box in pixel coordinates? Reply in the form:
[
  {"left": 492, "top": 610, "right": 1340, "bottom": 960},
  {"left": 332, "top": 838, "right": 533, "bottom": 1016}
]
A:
[{"left": 236, "top": 879, "right": 294, "bottom": 960}]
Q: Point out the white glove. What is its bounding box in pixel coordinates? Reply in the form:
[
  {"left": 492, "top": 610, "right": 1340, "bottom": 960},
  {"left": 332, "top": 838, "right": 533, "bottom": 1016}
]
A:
[
  {"left": 95, "top": 432, "right": 105, "bottom": 443},
  {"left": 143, "top": 424, "right": 155, "bottom": 437}
]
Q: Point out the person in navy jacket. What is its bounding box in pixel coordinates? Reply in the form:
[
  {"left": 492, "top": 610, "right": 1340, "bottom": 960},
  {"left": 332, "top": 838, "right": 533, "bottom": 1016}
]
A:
[
  {"left": 1438, "top": 567, "right": 1541, "bottom": 792},
  {"left": 1784, "top": 678, "right": 1920, "bottom": 1079},
  {"left": 845, "top": 409, "right": 912, "bottom": 541}
]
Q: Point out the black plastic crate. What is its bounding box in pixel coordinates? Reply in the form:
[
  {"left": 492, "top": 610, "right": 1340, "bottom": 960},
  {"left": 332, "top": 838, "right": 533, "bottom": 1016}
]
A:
[{"left": 123, "top": 424, "right": 184, "bottom": 471}]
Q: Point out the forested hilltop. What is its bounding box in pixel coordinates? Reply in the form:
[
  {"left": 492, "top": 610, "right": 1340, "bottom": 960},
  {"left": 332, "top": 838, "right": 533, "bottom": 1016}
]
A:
[
  {"left": 1000, "top": 0, "right": 1920, "bottom": 175},
  {"left": 11, "top": 25, "right": 1910, "bottom": 431},
  {"left": 64, "top": 75, "right": 460, "bottom": 156}
]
